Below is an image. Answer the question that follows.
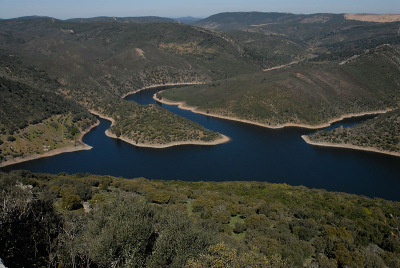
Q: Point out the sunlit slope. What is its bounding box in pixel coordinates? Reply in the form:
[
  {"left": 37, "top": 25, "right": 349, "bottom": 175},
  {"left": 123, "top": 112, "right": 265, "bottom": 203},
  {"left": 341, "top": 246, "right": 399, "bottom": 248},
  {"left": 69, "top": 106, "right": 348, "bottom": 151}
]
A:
[
  {"left": 195, "top": 12, "right": 400, "bottom": 61},
  {"left": 0, "top": 18, "right": 258, "bottom": 97},
  {"left": 0, "top": 19, "right": 237, "bottom": 149},
  {"left": 0, "top": 77, "right": 96, "bottom": 163},
  {"left": 160, "top": 45, "right": 400, "bottom": 127}
]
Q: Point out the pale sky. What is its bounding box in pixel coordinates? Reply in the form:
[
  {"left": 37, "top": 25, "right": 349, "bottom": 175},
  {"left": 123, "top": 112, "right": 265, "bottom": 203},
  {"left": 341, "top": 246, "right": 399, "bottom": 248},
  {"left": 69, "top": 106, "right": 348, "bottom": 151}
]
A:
[{"left": 1, "top": 0, "right": 400, "bottom": 20}]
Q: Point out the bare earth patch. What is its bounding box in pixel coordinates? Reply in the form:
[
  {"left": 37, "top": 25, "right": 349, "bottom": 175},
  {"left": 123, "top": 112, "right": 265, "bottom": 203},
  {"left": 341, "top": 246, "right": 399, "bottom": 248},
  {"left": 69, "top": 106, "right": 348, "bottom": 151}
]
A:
[
  {"left": 135, "top": 48, "right": 146, "bottom": 59},
  {"left": 345, "top": 14, "right": 400, "bottom": 23}
]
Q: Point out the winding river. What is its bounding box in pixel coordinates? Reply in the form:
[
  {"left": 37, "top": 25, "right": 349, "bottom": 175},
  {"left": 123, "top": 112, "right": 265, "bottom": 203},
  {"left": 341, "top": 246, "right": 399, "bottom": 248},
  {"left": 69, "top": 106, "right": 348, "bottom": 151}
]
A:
[{"left": 2, "top": 86, "right": 400, "bottom": 201}]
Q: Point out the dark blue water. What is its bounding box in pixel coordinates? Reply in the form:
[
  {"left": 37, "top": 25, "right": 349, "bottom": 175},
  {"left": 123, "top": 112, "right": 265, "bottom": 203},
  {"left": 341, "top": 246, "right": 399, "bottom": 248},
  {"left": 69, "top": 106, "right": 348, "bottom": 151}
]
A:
[{"left": 2, "top": 87, "right": 400, "bottom": 201}]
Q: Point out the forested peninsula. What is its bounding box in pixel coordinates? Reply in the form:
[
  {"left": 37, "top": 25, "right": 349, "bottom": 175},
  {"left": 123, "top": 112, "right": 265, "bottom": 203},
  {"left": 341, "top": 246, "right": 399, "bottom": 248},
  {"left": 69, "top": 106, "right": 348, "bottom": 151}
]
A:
[{"left": 302, "top": 109, "right": 400, "bottom": 157}]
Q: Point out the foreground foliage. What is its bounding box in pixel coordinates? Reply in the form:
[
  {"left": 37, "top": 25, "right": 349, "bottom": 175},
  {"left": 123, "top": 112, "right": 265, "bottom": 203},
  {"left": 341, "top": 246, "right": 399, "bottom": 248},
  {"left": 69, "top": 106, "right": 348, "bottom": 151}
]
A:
[{"left": 1, "top": 171, "right": 400, "bottom": 267}]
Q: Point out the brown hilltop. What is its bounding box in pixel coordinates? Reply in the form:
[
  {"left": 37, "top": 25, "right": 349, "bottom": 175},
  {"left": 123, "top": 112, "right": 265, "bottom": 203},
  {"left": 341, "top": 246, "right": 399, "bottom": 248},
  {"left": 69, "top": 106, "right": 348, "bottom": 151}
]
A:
[{"left": 345, "top": 13, "right": 400, "bottom": 23}]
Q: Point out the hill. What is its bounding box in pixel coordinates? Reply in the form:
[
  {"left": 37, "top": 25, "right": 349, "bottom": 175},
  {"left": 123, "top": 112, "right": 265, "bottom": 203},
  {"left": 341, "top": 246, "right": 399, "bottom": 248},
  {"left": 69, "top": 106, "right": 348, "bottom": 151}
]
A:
[
  {"left": 0, "top": 18, "right": 253, "bottom": 159},
  {"left": 1, "top": 170, "right": 400, "bottom": 267},
  {"left": 226, "top": 30, "right": 309, "bottom": 69},
  {"left": 345, "top": 14, "right": 400, "bottom": 23},
  {"left": 195, "top": 12, "right": 400, "bottom": 62},
  {"left": 66, "top": 16, "right": 177, "bottom": 23},
  {"left": 0, "top": 77, "right": 97, "bottom": 164},
  {"left": 2, "top": 14, "right": 400, "bottom": 158},
  {"left": 175, "top": 16, "right": 204, "bottom": 25},
  {"left": 194, "top": 12, "right": 309, "bottom": 31},
  {"left": 158, "top": 45, "right": 400, "bottom": 128},
  {"left": 0, "top": 18, "right": 257, "bottom": 95}
]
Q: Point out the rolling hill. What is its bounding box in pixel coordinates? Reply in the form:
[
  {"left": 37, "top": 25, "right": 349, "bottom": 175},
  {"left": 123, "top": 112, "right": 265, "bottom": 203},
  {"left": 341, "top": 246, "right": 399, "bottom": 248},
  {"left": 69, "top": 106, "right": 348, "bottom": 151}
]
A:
[
  {"left": 1, "top": 12, "right": 400, "bottom": 159},
  {"left": 159, "top": 45, "right": 400, "bottom": 128},
  {"left": 0, "top": 18, "right": 259, "bottom": 156},
  {"left": 195, "top": 12, "right": 400, "bottom": 61}
]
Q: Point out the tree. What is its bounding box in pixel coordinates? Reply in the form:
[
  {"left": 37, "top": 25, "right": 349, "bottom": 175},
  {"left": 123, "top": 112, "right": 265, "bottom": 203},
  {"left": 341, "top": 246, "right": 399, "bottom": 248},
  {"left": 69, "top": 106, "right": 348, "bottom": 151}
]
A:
[
  {"left": 115, "top": 128, "right": 121, "bottom": 138},
  {"left": 186, "top": 242, "right": 287, "bottom": 268},
  {"left": 0, "top": 176, "right": 61, "bottom": 267},
  {"left": 61, "top": 194, "right": 82, "bottom": 210}
]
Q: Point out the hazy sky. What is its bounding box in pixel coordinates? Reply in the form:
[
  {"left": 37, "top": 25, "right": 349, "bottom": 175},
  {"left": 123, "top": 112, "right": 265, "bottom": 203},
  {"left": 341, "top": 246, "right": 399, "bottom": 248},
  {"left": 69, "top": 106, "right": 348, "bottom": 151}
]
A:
[{"left": 1, "top": 0, "right": 400, "bottom": 20}]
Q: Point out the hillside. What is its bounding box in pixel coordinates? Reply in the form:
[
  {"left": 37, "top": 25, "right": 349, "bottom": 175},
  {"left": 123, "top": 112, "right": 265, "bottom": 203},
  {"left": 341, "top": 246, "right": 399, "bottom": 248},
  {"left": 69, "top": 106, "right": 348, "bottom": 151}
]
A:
[
  {"left": 0, "top": 77, "right": 97, "bottom": 164},
  {"left": 159, "top": 45, "right": 400, "bottom": 128},
  {"left": 1, "top": 14, "right": 400, "bottom": 159},
  {"left": 345, "top": 14, "right": 400, "bottom": 23},
  {"left": 194, "top": 12, "right": 314, "bottom": 31},
  {"left": 0, "top": 18, "right": 252, "bottom": 158},
  {"left": 1, "top": 170, "right": 400, "bottom": 267},
  {"left": 66, "top": 16, "right": 177, "bottom": 23},
  {"left": 0, "top": 18, "right": 258, "bottom": 96},
  {"left": 227, "top": 30, "right": 309, "bottom": 69},
  {"left": 196, "top": 12, "right": 400, "bottom": 62},
  {"left": 303, "top": 109, "right": 400, "bottom": 156}
]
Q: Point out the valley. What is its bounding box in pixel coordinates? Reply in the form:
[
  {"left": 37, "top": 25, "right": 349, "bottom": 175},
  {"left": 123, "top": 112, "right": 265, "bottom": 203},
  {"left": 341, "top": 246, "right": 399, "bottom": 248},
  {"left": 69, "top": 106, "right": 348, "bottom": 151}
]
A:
[{"left": 1, "top": 9, "right": 400, "bottom": 268}]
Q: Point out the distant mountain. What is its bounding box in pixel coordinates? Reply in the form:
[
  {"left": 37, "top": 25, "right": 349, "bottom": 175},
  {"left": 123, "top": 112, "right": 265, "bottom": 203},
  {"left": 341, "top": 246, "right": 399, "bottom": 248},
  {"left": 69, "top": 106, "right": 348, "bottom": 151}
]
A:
[
  {"left": 16, "top": 15, "right": 53, "bottom": 20},
  {"left": 174, "top": 16, "right": 203, "bottom": 25},
  {"left": 67, "top": 16, "right": 177, "bottom": 23},
  {"left": 194, "top": 11, "right": 400, "bottom": 58},
  {"left": 194, "top": 12, "right": 345, "bottom": 31}
]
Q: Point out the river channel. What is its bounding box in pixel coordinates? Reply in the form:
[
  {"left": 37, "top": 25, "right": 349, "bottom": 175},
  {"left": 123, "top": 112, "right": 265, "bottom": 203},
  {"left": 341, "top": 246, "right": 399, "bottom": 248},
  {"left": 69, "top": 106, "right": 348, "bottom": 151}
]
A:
[{"left": 2, "top": 86, "right": 400, "bottom": 201}]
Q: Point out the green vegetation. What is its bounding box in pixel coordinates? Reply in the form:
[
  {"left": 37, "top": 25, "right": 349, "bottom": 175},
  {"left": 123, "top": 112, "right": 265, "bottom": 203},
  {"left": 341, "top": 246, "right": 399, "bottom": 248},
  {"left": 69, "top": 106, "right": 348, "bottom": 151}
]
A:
[
  {"left": 0, "top": 77, "right": 96, "bottom": 163},
  {"left": 227, "top": 30, "right": 308, "bottom": 69},
  {"left": 101, "top": 99, "right": 222, "bottom": 145},
  {"left": 2, "top": 170, "right": 400, "bottom": 267},
  {"left": 2, "top": 14, "right": 400, "bottom": 155},
  {"left": 305, "top": 109, "right": 400, "bottom": 154},
  {"left": 160, "top": 45, "right": 400, "bottom": 127},
  {"left": 1, "top": 18, "right": 254, "bottom": 154},
  {"left": 0, "top": 77, "right": 93, "bottom": 134},
  {"left": 196, "top": 12, "right": 400, "bottom": 58},
  {"left": 2, "top": 13, "right": 400, "bottom": 267},
  {"left": 66, "top": 16, "right": 178, "bottom": 24}
]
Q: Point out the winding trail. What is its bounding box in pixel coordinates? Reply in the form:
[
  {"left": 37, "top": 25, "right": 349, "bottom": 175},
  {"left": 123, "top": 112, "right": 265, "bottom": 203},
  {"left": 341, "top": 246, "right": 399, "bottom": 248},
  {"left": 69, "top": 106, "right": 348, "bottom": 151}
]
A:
[{"left": 263, "top": 60, "right": 301, "bottom": 71}]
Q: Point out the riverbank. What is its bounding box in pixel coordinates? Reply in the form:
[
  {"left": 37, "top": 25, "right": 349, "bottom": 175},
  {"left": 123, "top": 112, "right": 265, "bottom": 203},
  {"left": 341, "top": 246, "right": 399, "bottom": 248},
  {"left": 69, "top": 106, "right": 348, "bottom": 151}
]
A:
[
  {"left": 121, "top": 82, "right": 205, "bottom": 99},
  {"left": 89, "top": 110, "right": 230, "bottom": 148},
  {"left": 301, "top": 135, "right": 400, "bottom": 157},
  {"left": 0, "top": 120, "right": 100, "bottom": 168},
  {"left": 154, "top": 93, "right": 393, "bottom": 130}
]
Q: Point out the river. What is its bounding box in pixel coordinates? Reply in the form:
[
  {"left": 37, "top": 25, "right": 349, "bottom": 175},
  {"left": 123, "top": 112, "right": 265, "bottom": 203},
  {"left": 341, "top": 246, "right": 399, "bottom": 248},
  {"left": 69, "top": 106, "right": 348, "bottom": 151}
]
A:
[{"left": 2, "top": 86, "right": 400, "bottom": 201}]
